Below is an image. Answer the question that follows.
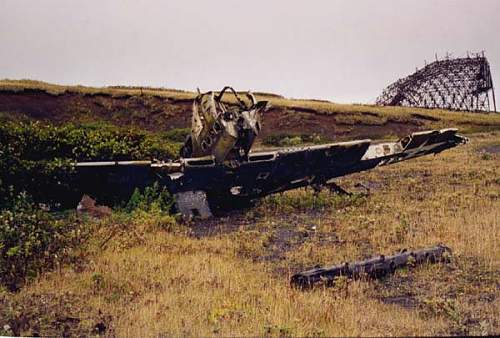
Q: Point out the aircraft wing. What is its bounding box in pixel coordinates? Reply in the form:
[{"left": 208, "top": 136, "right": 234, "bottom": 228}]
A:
[
  {"left": 165, "top": 128, "right": 467, "bottom": 217},
  {"left": 75, "top": 129, "right": 467, "bottom": 218}
]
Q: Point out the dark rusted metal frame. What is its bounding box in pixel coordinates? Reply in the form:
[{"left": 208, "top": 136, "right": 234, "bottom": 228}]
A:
[
  {"left": 291, "top": 245, "right": 452, "bottom": 289},
  {"left": 377, "top": 52, "right": 497, "bottom": 113}
]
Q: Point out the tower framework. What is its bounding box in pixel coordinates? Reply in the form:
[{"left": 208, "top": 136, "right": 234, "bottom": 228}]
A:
[{"left": 376, "top": 53, "right": 496, "bottom": 112}]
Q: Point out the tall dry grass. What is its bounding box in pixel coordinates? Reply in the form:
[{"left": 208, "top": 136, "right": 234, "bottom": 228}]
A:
[{"left": 2, "top": 132, "right": 499, "bottom": 336}]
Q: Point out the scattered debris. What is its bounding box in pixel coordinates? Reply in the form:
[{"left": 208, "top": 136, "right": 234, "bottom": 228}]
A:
[
  {"left": 290, "top": 244, "right": 451, "bottom": 289},
  {"left": 93, "top": 321, "right": 107, "bottom": 335},
  {"left": 76, "top": 195, "right": 112, "bottom": 218}
]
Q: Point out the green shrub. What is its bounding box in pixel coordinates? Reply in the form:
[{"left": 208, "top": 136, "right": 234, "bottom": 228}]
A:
[
  {"left": 263, "top": 133, "right": 328, "bottom": 147},
  {"left": 162, "top": 128, "right": 190, "bottom": 143},
  {"left": 125, "top": 182, "right": 178, "bottom": 232},
  {"left": 0, "top": 192, "right": 88, "bottom": 290},
  {"left": 0, "top": 120, "right": 180, "bottom": 161},
  {"left": 126, "top": 182, "right": 174, "bottom": 213},
  {"left": 261, "top": 190, "right": 366, "bottom": 213},
  {"left": 0, "top": 120, "right": 182, "bottom": 208}
]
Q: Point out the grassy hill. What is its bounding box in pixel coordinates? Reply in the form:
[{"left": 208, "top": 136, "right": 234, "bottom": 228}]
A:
[
  {"left": 2, "top": 79, "right": 500, "bottom": 142},
  {"left": 0, "top": 80, "right": 499, "bottom": 336}
]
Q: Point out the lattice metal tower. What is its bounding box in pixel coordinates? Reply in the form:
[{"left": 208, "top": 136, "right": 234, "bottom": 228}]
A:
[{"left": 376, "top": 53, "right": 496, "bottom": 112}]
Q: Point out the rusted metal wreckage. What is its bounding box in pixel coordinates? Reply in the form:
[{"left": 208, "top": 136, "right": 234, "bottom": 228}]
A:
[
  {"left": 75, "top": 87, "right": 468, "bottom": 219},
  {"left": 291, "top": 245, "right": 451, "bottom": 289},
  {"left": 377, "top": 52, "right": 497, "bottom": 112}
]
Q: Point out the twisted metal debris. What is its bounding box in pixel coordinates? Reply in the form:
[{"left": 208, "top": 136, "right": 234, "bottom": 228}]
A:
[
  {"left": 75, "top": 88, "right": 468, "bottom": 220},
  {"left": 377, "top": 53, "right": 496, "bottom": 112},
  {"left": 291, "top": 245, "right": 452, "bottom": 289}
]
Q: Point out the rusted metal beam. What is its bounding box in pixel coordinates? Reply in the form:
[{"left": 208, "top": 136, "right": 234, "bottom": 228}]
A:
[
  {"left": 290, "top": 245, "right": 451, "bottom": 289},
  {"left": 377, "top": 53, "right": 497, "bottom": 113}
]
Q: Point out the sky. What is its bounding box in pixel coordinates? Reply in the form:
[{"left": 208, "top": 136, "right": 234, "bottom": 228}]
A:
[{"left": 1, "top": 0, "right": 499, "bottom": 103}]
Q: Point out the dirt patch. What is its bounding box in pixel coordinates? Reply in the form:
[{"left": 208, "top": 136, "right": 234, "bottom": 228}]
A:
[
  {"left": 381, "top": 295, "right": 419, "bottom": 309},
  {"left": 187, "top": 209, "right": 258, "bottom": 238},
  {"left": 0, "top": 89, "right": 191, "bottom": 132},
  {"left": 0, "top": 291, "right": 111, "bottom": 336},
  {"left": 360, "top": 111, "right": 382, "bottom": 117},
  {"left": 189, "top": 209, "right": 340, "bottom": 273},
  {"left": 411, "top": 112, "right": 441, "bottom": 122},
  {"left": 262, "top": 108, "right": 426, "bottom": 141},
  {"left": 1, "top": 89, "right": 432, "bottom": 140}
]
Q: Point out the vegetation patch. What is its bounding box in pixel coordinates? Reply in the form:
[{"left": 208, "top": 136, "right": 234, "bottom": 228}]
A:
[
  {"left": 0, "top": 192, "right": 89, "bottom": 291},
  {"left": 260, "top": 189, "right": 366, "bottom": 214},
  {"left": 0, "top": 80, "right": 499, "bottom": 335},
  {"left": 0, "top": 120, "right": 182, "bottom": 208},
  {"left": 262, "top": 133, "right": 330, "bottom": 147}
]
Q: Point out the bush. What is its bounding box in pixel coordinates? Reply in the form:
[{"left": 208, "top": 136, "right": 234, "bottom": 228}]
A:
[
  {"left": 162, "top": 128, "right": 190, "bottom": 143},
  {"left": 125, "top": 182, "right": 178, "bottom": 232},
  {"left": 0, "top": 121, "right": 182, "bottom": 208},
  {"left": 261, "top": 189, "right": 366, "bottom": 213},
  {"left": 263, "top": 133, "right": 328, "bottom": 147},
  {"left": 0, "top": 120, "right": 180, "bottom": 162},
  {"left": 0, "top": 192, "right": 88, "bottom": 290},
  {"left": 126, "top": 182, "right": 174, "bottom": 213}
]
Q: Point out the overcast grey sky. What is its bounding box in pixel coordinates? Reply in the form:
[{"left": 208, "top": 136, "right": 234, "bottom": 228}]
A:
[{"left": 1, "top": 0, "right": 499, "bottom": 103}]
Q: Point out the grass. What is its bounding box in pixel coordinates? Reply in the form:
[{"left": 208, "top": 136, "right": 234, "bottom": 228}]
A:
[
  {"left": 0, "top": 79, "right": 195, "bottom": 100},
  {"left": 268, "top": 97, "right": 500, "bottom": 128},
  {"left": 1, "top": 131, "right": 498, "bottom": 336},
  {"left": 0, "top": 79, "right": 499, "bottom": 336}
]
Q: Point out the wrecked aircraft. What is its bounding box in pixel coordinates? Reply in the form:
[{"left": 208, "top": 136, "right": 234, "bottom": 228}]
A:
[{"left": 75, "top": 87, "right": 468, "bottom": 219}]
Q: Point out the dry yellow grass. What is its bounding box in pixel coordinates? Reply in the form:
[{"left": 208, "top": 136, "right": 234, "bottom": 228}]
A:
[
  {"left": 2, "top": 131, "right": 498, "bottom": 336},
  {"left": 0, "top": 79, "right": 195, "bottom": 100}
]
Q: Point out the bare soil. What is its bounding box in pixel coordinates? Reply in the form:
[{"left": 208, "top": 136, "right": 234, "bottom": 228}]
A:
[{"left": 0, "top": 89, "right": 437, "bottom": 141}]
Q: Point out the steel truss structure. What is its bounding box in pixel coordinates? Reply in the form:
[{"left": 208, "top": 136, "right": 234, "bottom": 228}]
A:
[{"left": 376, "top": 53, "right": 497, "bottom": 112}]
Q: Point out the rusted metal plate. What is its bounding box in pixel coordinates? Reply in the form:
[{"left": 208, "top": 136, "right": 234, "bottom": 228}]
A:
[{"left": 174, "top": 191, "right": 213, "bottom": 219}]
